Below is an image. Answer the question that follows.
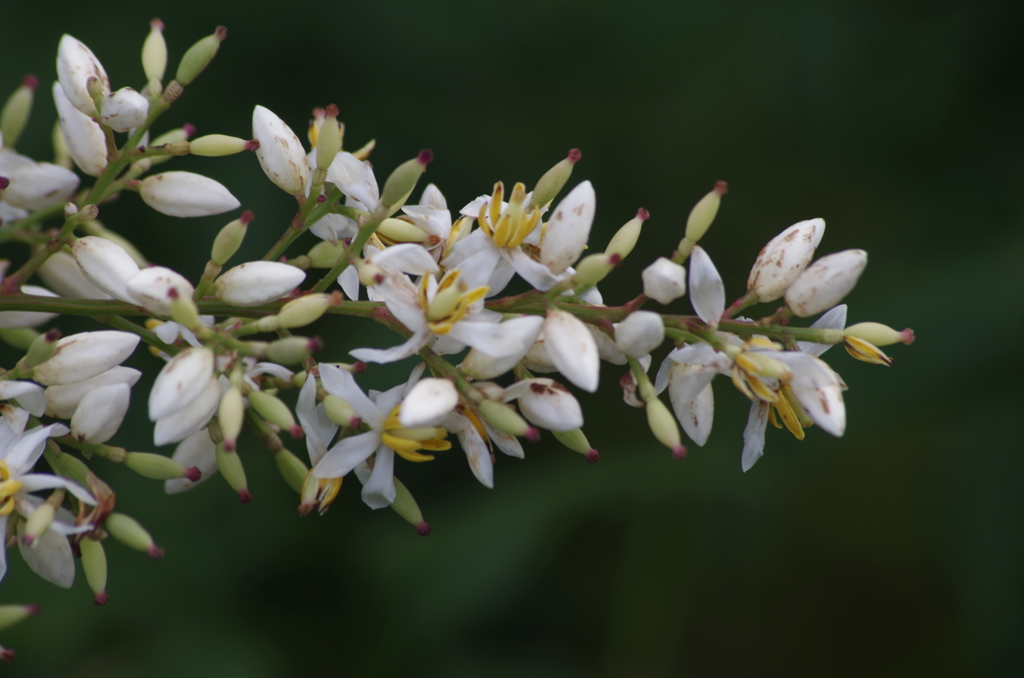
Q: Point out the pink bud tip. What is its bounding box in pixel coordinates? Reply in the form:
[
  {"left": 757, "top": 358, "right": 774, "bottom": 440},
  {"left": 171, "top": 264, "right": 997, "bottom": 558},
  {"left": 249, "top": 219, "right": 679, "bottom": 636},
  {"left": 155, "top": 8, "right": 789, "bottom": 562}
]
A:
[
  {"left": 184, "top": 466, "right": 202, "bottom": 482},
  {"left": 351, "top": 361, "right": 367, "bottom": 373},
  {"left": 714, "top": 181, "right": 728, "bottom": 195},
  {"left": 1, "top": 649, "right": 15, "bottom": 662},
  {"left": 607, "top": 253, "right": 622, "bottom": 266},
  {"left": 0, "top": 177, "right": 9, "bottom": 190},
  {"left": 416, "top": 522, "right": 431, "bottom": 537},
  {"left": 239, "top": 210, "right": 255, "bottom": 224},
  {"left": 349, "top": 417, "right": 362, "bottom": 429},
  {"left": 524, "top": 427, "right": 541, "bottom": 443},
  {"left": 182, "top": 123, "right": 196, "bottom": 138},
  {"left": 237, "top": 489, "right": 253, "bottom": 504},
  {"left": 24, "top": 605, "right": 39, "bottom": 617},
  {"left": 245, "top": 139, "right": 260, "bottom": 151},
  {"left": 150, "top": 18, "right": 165, "bottom": 31},
  {"left": 22, "top": 75, "right": 39, "bottom": 90},
  {"left": 900, "top": 328, "right": 915, "bottom": 345},
  {"left": 636, "top": 207, "right": 649, "bottom": 221},
  {"left": 289, "top": 425, "right": 304, "bottom": 439},
  {"left": 20, "top": 535, "right": 34, "bottom": 547},
  {"left": 297, "top": 502, "right": 314, "bottom": 516},
  {"left": 671, "top": 444, "right": 688, "bottom": 460},
  {"left": 585, "top": 449, "right": 600, "bottom": 463},
  {"left": 306, "top": 337, "right": 324, "bottom": 353},
  {"left": 167, "top": 287, "right": 180, "bottom": 300},
  {"left": 325, "top": 104, "right": 340, "bottom": 118},
  {"left": 316, "top": 193, "right": 327, "bottom": 203},
  {"left": 567, "top": 148, "right": 582, "bottom": 164},
  {"left": 214, "top": 26, "right": 229, "bottom": 41},
  {"left": 417, "top": 149, "right": 434, "bottom": 165},
  {"left": 44, "top": 328, "right": 62, "bottom": 343},
  {"left": 94, "top": 592, "right": 108, "bottom": 606},
  {"left": 146, "top": 545, "right": 165, "bottom": 559}
]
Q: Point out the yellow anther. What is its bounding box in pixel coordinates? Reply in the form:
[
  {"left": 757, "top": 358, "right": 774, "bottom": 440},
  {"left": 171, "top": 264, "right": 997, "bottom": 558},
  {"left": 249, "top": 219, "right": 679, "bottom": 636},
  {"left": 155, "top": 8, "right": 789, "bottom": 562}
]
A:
[
  {"left": 731, "top": 364, "right": 755, "bottom": 400},
  {"left": 144, "top": 319, "right": 164, "bottom": 331},
  {"left": 745, "top": 336, "right": 781, "bottom": 351},
  {"left": 299, "top": 469, "right": 342, "bottom": 516},
  {"left": 489, "top": 182, "right": 504, "bottom": 230},
  {"left": 735, "top": 352, "right": 791, "bottom": 380},
  {"left": 844, "top": 336, "right": 893, "bottom": 366},
  {"left": 772, "top": 391, "right": 805, "bottom": 440},
  {"left": 0, "top": 477, "right": 23, "bottom": 515},
  {"left": 380, "top": 405, "right": 452, "bottom": 462},
  {"left": 782, "top": 385, "right": 814, "bottom": 428}
]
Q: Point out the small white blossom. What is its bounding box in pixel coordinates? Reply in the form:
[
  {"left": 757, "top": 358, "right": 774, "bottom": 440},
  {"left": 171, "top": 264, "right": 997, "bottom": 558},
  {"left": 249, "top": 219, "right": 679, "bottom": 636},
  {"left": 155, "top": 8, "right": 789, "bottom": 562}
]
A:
[
  {"left": 148, "top": 348, "right": 215, "bottom": 421},
  {"left": 56, "top": 35, "right": 109, "bottom": 116},
  {"left": 45, "top": 366, "right": 141, "bottom": 419},
  {"left": 399, "top": 378, "right": 459, "bottom": 428},
  {"left": 31, "top": 331, "right": 140, "bottom": 386},
  {"left": 504, "top": 378, "right": 583, "bottom": 431},
  {"left": 214, "top": 261, "right": 305, "bottom": 306},
  {"left": 71, "top": 236, "right": 141, "bottom": 302},
  {"left": 253, "top": 105, "right": 310, "bottom": 194},
  {"left": 614, "top": 310, "right": 665, "bottom": 358},
  {"left": 125, "top": 266, "right": 194, "bottom": 317},
  {"left": 52, "top": 82, "right": 107, "bottom": 177},
  {"left": 539, "top": 180, "right": 596, "bottom": 275},
  {"left": 69, "top": 383, "right": 130, "bottom": 444},
  {"left": 642, "top": 257, "right": 687, "bottom": 305},
  {"left": 747, "top": 218, "right": 824, "bottom": 302},
  {"left": 785, "top": 250, "right": 867, "bottom": 317},
  {"left": 688, "top": 245, "right": 725, "bottom": 327},
  {"left": 100, "top": 87, "right": 149, "bottom": 133},
  {"left": 153, "top": 375, "right": 220, "bottom": 446},
  {"left": 1, "top": 162, "right": 79, "bottom": 210},
  {"left": 139, "top": 172, "right": 241, "bottom": 218},
  {"left": 542, "top": 309, "right": 600, "bottom": 393}
]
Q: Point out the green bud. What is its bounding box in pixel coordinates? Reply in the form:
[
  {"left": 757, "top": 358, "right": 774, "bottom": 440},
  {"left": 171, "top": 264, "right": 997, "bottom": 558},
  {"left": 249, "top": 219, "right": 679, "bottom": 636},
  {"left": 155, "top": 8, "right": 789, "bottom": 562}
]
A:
[
  {"left": 149, "top": 125, "right": 195, "bottom": 166},
  {"left": 169, "top": 290, "right": 201, "bottom": 330},
  {"left": 175, "top": 26, "right": 228, "bottom": 87},
  {"left": 377, "top": 150, "right": 432, "bottom": 213},
  {"left": 391, "top": 477, "right": 430, "bottom": 535},
  {"left": 478, "top": 400, "right": 539, "bottom": 442},
  {"left": 645, "top": 397, "right": 686, "bottom": 459},
  {"left": 215, "top": 445, "right": 251, "bottom": 503},
  {"left": 23, "top": 503, "right": 56, "bottom": 545},
  {"left": 266, "top": 336, "right": 319, "bottom": 365},
  {"left": 843, "top": 322, "right": 915, "bottom": 347},
  {"left": 53, "top": 451, "right": 90, "bottom": 489},
  {"left": 246, "top": 391, "right": 299, "bottom": 437},
  {"left": 572, "top": 252, "right": 621, "bottom": 288},
  {"left": 190, "top": 134, "right": 256, "bottom": 156},
  {"left": 530, "top": 148, "right": 581, "bottom": 209},
  {"left": 606, "top": 208, "right": 648, "bottom": 260},
  {"left": 274, "top": 449, "right": 308, "bottom": 494},
  {"left": 210, "top": 211, "right": 252, "bottom": 265},
  {"left": 315, "top": 104, "right": 341, "bottom": 171},
  {"left": 307, "top": 240, "right": 347, "bottom": 268},
  {"left": 0, "top": 604, "right": 38, "bottom": 632},
  {"left": 377, "top": 217, "right": 429, "bottom": 243},
  {"left": 124, "top": 452, "right": 194, "bottom": 480},
  {"left": 0, "top": 75, "right": 37, "bottom": 149},
  {"left": 0, "top": 328, "right": 39, "bottom": 350},
  {"left": 79, "top": 537, "right": 108, "bottom": 605},
  {"left": 23, "top": 328, "right": 61, "bottom": 369},
  {"left": 683, "top": 181, "right": 727, "bottom": 244},
  {"left": 323, "top": 394, "right": 357, "bottom": 427},
  {"left": 218, "top": 386, "right": 245, "bottom": 450},
  {"left": 276, "top": 292, "right": 339, "bottom": 329},
  {"left": 552, "top": 428, "right": 599, "bottom": 462},
  {"left": 141, "top": 19, "right": 168, "bottom": 86},
  {"left": 105, "top": 513, "right": 163, "bottom": 558}
]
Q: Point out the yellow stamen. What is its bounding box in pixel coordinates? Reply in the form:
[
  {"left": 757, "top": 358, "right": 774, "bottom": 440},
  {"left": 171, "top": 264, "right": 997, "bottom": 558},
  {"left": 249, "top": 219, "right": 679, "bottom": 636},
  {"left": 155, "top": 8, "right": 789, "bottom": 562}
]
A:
[
  {"left": 380, "top": 406, "right": 452, "bottom": 462},
  {"left": 0, "top": 462, "right": 22, "bottom": 516},
  {"left": 731, "top": 365, "right": 755, "bottom": 400},
  {"left": 772, "top": 392, "right": 805, "bottom": 440},
  {"left": 489, "top": 182, "right": 504, "bottom": 230},
  {"left": 768, "top": 406, "right": 782, "bottom": 429},
  {"left": 781, "top": 386, "right": 814, "bottom": 428},
  {"left": 844, "top": 336, "right": 893, "bottom": 366}
]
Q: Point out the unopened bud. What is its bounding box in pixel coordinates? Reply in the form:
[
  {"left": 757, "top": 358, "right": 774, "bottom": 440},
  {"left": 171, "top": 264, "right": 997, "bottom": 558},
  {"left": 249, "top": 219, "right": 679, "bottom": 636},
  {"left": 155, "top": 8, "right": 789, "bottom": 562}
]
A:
[
  {"left": 78, "top": 537, "right": 108, "bottom": 605},
  {"left": 142, "top": 19, "right": 168, "bottom": 87},
  {"left": 189, "top": 134, "right": 258, "bottom": 156},
  {"left": 376, "top": 217, "right": 429, "bottom": 243},
  {"left": 642, "top": 257, "right": 687, "bottom": 305},
  {"left": 645, "top": 397, "right": 686, "bottom": 459},
  {"left": 551, "top": 428, "right": 599, "bottom": 462},
  {"left": 218, "top": 387, "right": 245, "bottom": 450},
  {"left": 0, "top": 328, "right": 38, "bottom": 350},
  {"left": 275, "top": 292, "right": 338, "bottom": 329},
  {"left": 315, "top": 104, "right": 341, "bottom": 171},
  {"left": 169, "top": 289, "right": 201, "bottom": 330},
  {"left": 274, "top": 448, "right": 308, "bottom": 493},
  {"left": 22, "top": 502, "right": 56, "bottom": 546},
  {"left": 605, "top": 208, "right": 647, "bottom": 260},
  {"left": 105, "top": 512, "right": 163, "bottom": 558},
  {"left": 23, "top": 328, "right": 61, "bottom": 369},
  {"left": 478, "top": 400, "right": 539, "bottom": 441},
  {"left": 246, "top": 391, "right": 301, "bottom": 438},
  {"left": 378, "top": 150, "right": 432, "bottom": 212},
  {"left": 215, "top": 445, "right": 250, "bottom": 503},
  {"left": 615, "top": 311, "right": 665, "bottom": 358},
  {"left": 175, "top": 26, "right": 227, "bottom": 86},
  {"left": 0, "top": 605, "right": 38, "bottom": 632},
  {"left": 530, "top": 148, "right": 581, "bottom": 209},
  {"left": 266, "top": 336, "right": 320, "bottom": 365},
  {"left": 357, "top": 260, "right": 384, "bottom": 287},
  {"left": 390, "top": 477, "right": 428, "bottom": 534},
  {"left": 785, "top": 249, "right": 868, "bottom": 317},
  {"left": 1, "top": 75, "right": 37, "bottom": 148},
  {"left": 210, "top": 211, "right": 253, "bottom": 265},
  {"left": 323, "top": 395, "right": 359, "bottom": 428},
  {"left": 100, "top": 88, "right": 149, "bottom": 133},
  {"left": 683, "top": 181, "right": 727, "bottom": 244},
  {"left": 307, "top": 240, "right": 347, "bottom": 268},
  {"left": 843, "top": 322, "right": 915, "bottom": 347},
  {"left": 124, "top": 451, "right": 199, "bottom": 481},
  {"left": 572, "top": 252, "right": 620, "bottom": 287}
]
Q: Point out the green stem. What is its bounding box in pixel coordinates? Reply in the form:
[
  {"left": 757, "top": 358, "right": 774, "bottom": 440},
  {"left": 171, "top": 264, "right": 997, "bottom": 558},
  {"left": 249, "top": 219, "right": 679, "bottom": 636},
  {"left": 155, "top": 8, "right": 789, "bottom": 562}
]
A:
[
  {"left": 97, "top": 315, "right": 179, "bottom": 356},
  {"left": 263, "top": 187, "right": 343, "bottom": 262},
  {"left": 311, "top": 211, "right": 383, "bottom": 294}
]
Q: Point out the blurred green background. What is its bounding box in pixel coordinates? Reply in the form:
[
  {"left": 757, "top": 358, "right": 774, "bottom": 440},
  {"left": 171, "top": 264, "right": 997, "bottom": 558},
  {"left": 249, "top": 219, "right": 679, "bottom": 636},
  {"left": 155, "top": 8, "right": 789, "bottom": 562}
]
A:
[{"left": 2, "top": 0, "right": 1023, "bottom": 675}]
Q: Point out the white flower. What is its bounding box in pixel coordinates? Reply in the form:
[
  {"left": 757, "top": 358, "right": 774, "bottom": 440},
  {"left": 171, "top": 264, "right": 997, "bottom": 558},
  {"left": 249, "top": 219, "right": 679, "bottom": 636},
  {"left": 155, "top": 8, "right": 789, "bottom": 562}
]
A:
[
  {"left": 399, "top": 378, "right": 459, "bottom": 428},
  {"left": 56, "top": 35, "right": 109, "bottom": 116},
  {"left": 69, "top": 383, "right": 130, "bottom": 444},
  {"left": 71, "top": 236, "right": 141, "bottom": 302},
  {"left": 614, "top": 310, "right": 665, "bottom": 358},
  {"left": 125, "top": 266, "right": 195, "bottom": 317},
  {"left": 152, "top": 375, "right": 220, "bottom": 447},
  {"left": 542, "top": 309, "right": 600, "bottom": 393},
  {"left": 139, "top": 171, "right": 241, "bottom": 218},
  {"left": 538, "top": 181, "right": 596, "bottom": 275},
  {"left": 165, "top": 429, "right": 218, "bottom": 494},
  {"left": 148, "top": 348, "right": 215, "bottom": 421},
  {"left": 252, "top": 105, "right": 310, "bottom": 194},
  {"left": 785, "top": 250, "right": 868, "bottom": 317},
  {"left": 45, "top": 366, "right": 141, "bottom": 419},
  {"left": 747, "top": 218, "right": 825, "bottom": 302},
  {"left": 31, "top": 331, "right": 140, "bottom": 386},
  {"left": 459, "top": 315, "right": 546, "bottom": 380},
  {"left": 0, "top": 381, "right": 46, "bottom": 418},
  {"left": 52, "top": 82, "right": 107, "bottom": 177},
  {"left": 214, "top": 261, "right": 305, "bottom": 306},
  {"left": 1, "top": 162, "right": 79, "bottom": 210},
  {"left": 503, "top": 378, "right": 583, "bottom": 431},
  {"left": 100, "top": 87, "right": 149, "bottom": 133},
  {"left": 642, "top": 257, "right": 687, "bottom": 305}
]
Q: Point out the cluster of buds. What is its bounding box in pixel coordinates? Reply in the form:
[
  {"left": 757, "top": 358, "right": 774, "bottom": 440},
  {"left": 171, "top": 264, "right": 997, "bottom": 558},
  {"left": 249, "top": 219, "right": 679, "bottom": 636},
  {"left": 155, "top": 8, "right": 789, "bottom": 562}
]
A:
[{"left": 0, "top": 21, "right": 914, "bottom": 646}]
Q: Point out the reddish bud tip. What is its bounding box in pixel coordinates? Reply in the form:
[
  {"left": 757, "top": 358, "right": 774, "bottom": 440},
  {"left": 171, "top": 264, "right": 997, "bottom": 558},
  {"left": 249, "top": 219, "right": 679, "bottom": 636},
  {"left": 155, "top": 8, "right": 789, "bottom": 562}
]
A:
[
  {"left": 349, "top": 416, "right": 363, "bottom": 429},
  {"left": 245, "top": 139, "right": 260, "bottom": 151},
  {"left": 167, "top": 287, "right": 180, "bottom": 300},
  {"left": 636, "top": 207, "right": 650, "bottom": 221},
  {"left": 297, "top": 501, "right": 314, "bottom": 516},
  {"left": 146, "top": 545, "right": 165, "bottom": 559},
  {"left": 567, "top": 148, "right": 582, "bottom": 164},
  {"left": 1, "top": 649, "right": 15, "bottom": 662},
  {"left": 150, "top": 18, "right": 165, "bottom": 31},
  {"left": 214, "top": 26, "right": 229, "bottom": 42},
  {"left": 289, "top": 425, "right": 304, "bottom": 439},
  {"left": 184, "top": 466, "right": 202, "bottom": 482},
  {"left": 0, "top": 177, "right": 10, "bottom": 190},
  {"left": 306, "top": 337, "right": 324, "bottom": 353},
  {"left": 607, "top": 253, "right": 622, "bottom": 266},
  {"left": 239, "top": 210, "right": 255, "bottom": 224},
  {"left": 417, "top": 149, "right": 434, "bottom": 165},
  {"left": 94, "top": 592, "right": 108, "bottom": 606},
  {"left": 416, "top": 522, "right": 431, "bottom": 537},
  {"left": 351, "top": 361, "right": 367, "bottom": 373},
  {"left": 900, "top": 328, "right": 915, "bottom": 345},
  {"left": 182, "top": 123, "right": 196, "bottom": 138},
  {"left": 20, "top": 535, "right": 34, "bottom": 547},
  {"left": 316, "top": 193, "right": 327, "bottom": 203},
  {"left": 325, "top": 104, "right": 340, "bottom": 118},
  {"left": 237, "top": 489, "right": 253, "bottom": 504},
  {"left": 44, "top": 328, "right": 62, "bottom": 343},
  {"left": 671, "top": 444, "right": 688, "bottom": 460},
  {"left": 25, "top": 604, "right": 39, "bottom": 617},
  {"left": 329, "top": 290, "right": 344, "bottom": 306},
  {"left": 22, "top": 74, "right": 39, "bottom": 90},
  {"left": 311, "top": 106, "right": 326, "bottom": 118},
  {"left": 524, "top": 427, "right": 541, "bottom": 443},
  {"left": 585, "top": 449, "right": 600, "bottom": 463},
  {"left": 713, "top": 181, "right": 728, "bottom": 195}
]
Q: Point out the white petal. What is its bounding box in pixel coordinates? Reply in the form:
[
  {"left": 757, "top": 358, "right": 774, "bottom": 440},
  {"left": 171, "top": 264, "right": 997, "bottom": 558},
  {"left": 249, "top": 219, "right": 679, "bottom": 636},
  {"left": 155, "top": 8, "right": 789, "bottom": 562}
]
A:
[
  {"left": 689, "top": 245, "right": 725, "bottom": 327},
  {"left": 100, "top": 87, "right": 149, "bottom": 133},
  {"left": 252, "top": 105, "right": 310, "bottom": 194},
  {"left": 775, "top": 353, "right": 846, "bottom": 437},
  {"left": 37, "top": 251, "right": 111, "bottom": 300},
  {"left": 539, "top": 181, "right": 595, "bottom": 275},
  {"left": 0, "top": 381, "right": 46, "bottom": 418},
  {"left": 785, "top": 250, "right": 867, "bottom": 318},
  {"left": 297, "top": 377, "right": 337, "bottom": 467},
  {"left": 153, "top": 376, "right": 220, "bottom": 446},
  {"left": 361, "top": 448, "right": 396, "bottom": 508},
  {"left": 214, "top": 261, "right": 305, "bottom": 306},
  {"left": 747, "top": 219, "right": 824, "bottom": 302},
  {"left": 17, "top": 523, "right": 75, "bottom": 588},
  {"left": 45, "top": 366, "right": 141, "bottom": 419},
  {"left": 165, "top": 428, "right": 218, "bottom": 494},
  {"left": 317, "top": 364, "right": 384, "bottom": 426},
  {"left": 312, "top": 431, "right": 381, "bottom": 479},
  {"left": 326, "top": 152, "right": 378, "bottom": 208},
  {"left": 614, "top": 311, "right": 665, "bottom": 358},
  {"left": 17, "top": 473, "right": 97, "bottom": 504},
  {"left": 482, "top": 420, "right": 525, "bottom": 459},
  {"left": 741, "top": 400, "right": 770, "bottom": 472},
  {"left": 2, "top": 162, "right": 80, "bottom": 211},
  {"left": 543, "top": 310, "right": 600, "bottom": 393},
  {"left": 71, "top": 236, "right": 141, "bottom": 303},
  {"left": 369, "top": 243, "right": 439, "bottom": 276},
  {"left": 349, "top": 329, "right": 431, "bottom": 365},
  {"left": 70, "top": 383, "right": 129, "bottom": 444},
  {"left": 455, "top": 417, "right": 493, "bottom": 489},
  {"left": 2, "top": 423, "right": 69, "bottom": 477},
  {"left": 507, "top": 247, "right": 562, "bottom": 292},
  {"left": 459, "top": 315, "right": 544, "bottom": 379},
  {"left": 399, "top": 378, "right": 458, "bottom": 427},
  {"left": 513, "top": 379, "right": 584, "bottom": 431},
  {"left": 52, "top": 81, "right": 107, "bottom": 177},
  {"left": 447, "top": 317, "right": 532, "bottom": 358},
  {"left": 125, "top": 266, "right": 195, "bottom": 317},
  {"left": 798, "top": 304, "right": 848, "bottom": 356},
  {"left": 139, "top": 172, "right": 240, "bottom": 218},
  {"left": 669, "top": 368, "right": 714, "bottom": 447},
  {"left": 56, "top": 35, "right": 109, "bottom": 116},
  {"left": 339, "top": 265, "right": 360, "bottom": 301},
  {"left": 149, "top": 348, "right": 215, "bottom": 421}
]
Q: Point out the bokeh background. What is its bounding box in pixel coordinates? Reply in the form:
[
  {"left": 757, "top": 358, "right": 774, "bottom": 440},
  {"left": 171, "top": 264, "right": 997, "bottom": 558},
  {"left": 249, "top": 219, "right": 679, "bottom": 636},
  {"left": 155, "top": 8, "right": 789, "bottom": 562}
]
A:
[{"left": 2, "top": 1, "right": 1023, "bottom": 675}]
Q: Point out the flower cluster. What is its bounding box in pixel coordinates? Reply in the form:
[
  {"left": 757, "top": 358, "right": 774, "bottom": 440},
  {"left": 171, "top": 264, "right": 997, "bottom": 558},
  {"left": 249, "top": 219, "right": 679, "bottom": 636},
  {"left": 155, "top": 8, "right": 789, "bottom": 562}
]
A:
[{"left": 0, "top": 21, "right": 914, "bottom": 655}]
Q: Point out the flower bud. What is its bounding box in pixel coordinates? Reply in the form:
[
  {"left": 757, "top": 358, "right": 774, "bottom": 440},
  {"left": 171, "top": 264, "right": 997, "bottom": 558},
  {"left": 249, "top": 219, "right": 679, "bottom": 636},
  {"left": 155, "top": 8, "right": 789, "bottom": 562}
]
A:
[
  {"left": 71, "top": 236, "right": 141, "bottom": 302},
  {"left": 378, "top": 150, "right": 432, "bottom": 212},
  {"left": 322, "top": 395, "right": 359, "bottom": 427},
  {"left": 785, "top": 249, "right": 868, "bottom": 317},
  {"left": 45, "top": 366, "right": 140, "bottom": 419},
  {"left": 543, "top": 309, "right": 600, "bottom": 393},
  {"left": 683, "top": 181, "right": 727, "bottom": 244},
  {"left": 1, "top": 75, "right": 37, "bottom": 149},
  {"left": 104, "top": 512, "right": 163, "bottom": 558},
  {"left": 530, "top": 148, "right": 581, "bottom": 209},
  {"left": 1, "top": 162, "right": 79, "bottom": 210},
  {"left": 274, "top": 449, "right": 308, "bottom": 493},
  {"left": 165, "top": 429, "right": 217, "bottom": 494},
  {"left": 507, "top": 378, "right": 583, "bottom": 432},
  {"left": 153, "top": 375, "right": 220, "bottom": 446},
  {"left": 125, "top": 266, "right": 195, "bottom": 316},
  {"left": 391, "top": 477, "right": 430, "bottom": 535},
  {"left": 124, "top": 452, "right": 200, "bottom": 481},
  {"left": 188, "top": 134, "right": 256, "bottom": 156},
  {"left": 149, "top": 348, "right": 215, "bottom": 421},
  {"left": 307, "top": 240, "right": 347, "bottom": 268},
  {"left": 211, "top": 211, "right": 253, "bottom": 265},
  {"left": 551, "top": 428, "right": 599, "bottom": 462},
  {"left": 540, "top": 180, "right": 596, "bottom": 275},
  {"left": 56, "top": 35, "right": 109, "bottom": 116},
  {"left": 100, "top": 88, "right": 149, "bottom": 133},
  {"left": 0, "top": 605, "right": 38, "bottom": 632},
  {"left": 605, "top": 208, "right": 648, "bottom": 260},
  {"left": 646, "top": 397, "right": 686, "bottom": 459},
  {"left": 747, "top": 218, "right": 825, "bottom": 302},
  {"left": 315, "top": 104, "right": 341, "bottom": 171},
  {"left": 38, "top": 251, "right": 110, "bottom": 300},
  {"left": 175, "top": 26, "right": 227, "bottom": 86},
  {"left": 23, "top": 328, "right": 61, "bottom": 369},
  {"left": 139, "top": 171, "right": 241, "bottom": 218},
  {"left": 843, "top": 322, "right": 914, "bottom": 346},
  {"left": 275, "top": 292, "right": 338, "bottom": 328},
  {"left": 31, "top": 331, "right": 140, "bottom": 386},
  {"left": 615, "top": 311, "right": 665, "bottom": 358},
  {"left": 642, "top": 257, "right": 687, "bottom": 305},
  {"left": 22, "top": 501, "right": 56, "bottom": 546},
  {"left": 214, "top": 261, "right": 305, "bottom": 306},
  {"left": 78, "top": 537, "right": 108, "bottom": 605},
  {"left": 218, "top": 386, "right": 245, "bottom": 450},
  {"left": 215, "top": 445, "right": 251, "bottom": 503},
  {"left": 572, "top": 252, "right": 620, "bottom": 288},
  {"left": 142, "top": 19, "right": 168, "bottom": 86},
  {"left": 169, "top": 291, "right": 201, "bottom": 330},
  {"left": 247, "top": 391, "right": 301, "bottom": 438},
  {"left": 265, "top": 336, "right": 318, "bottom": 365},
  {"left": 52, "top": 82, "right": 107, "bottom": 177},
  {"left": 477, "top": 400, "right": 539, "bottom": 441},
  {"left": 400, "top": 378, "right": 459, "bottom": 428},
  {"left": 70, "top": 383, "right": 130, "bottom": 444},
  {"left": 251, "top": 105, "right": 309, "bottom": 194}
]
